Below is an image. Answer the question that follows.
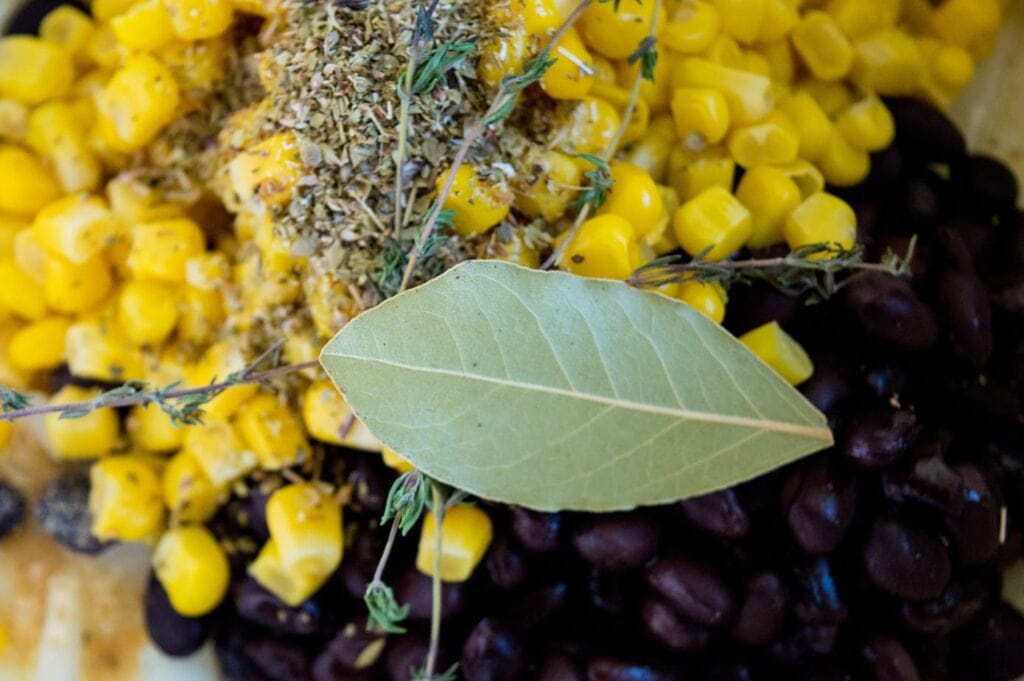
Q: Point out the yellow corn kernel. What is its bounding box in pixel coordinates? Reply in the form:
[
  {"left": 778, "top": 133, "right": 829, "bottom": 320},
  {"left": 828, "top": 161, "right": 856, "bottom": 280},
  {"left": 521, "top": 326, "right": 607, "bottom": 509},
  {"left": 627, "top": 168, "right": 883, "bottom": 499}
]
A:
[
  {"left": 266, "top": 483, "right": 343, "bottom": 575},
  {"left": 43, "top": 252, "right": 112, "bottom": 315},
  {"left": 928, "top": 43, "right": 975, "bottom": 94},
  {"left": 650, "top": 185, "right": 681, "bottom": 254},
  {"left": 227, "top": 132, "right": 302, "bottom": 207},
  {"left": 93, "top": 0, "right": 139, "bottom": 21},
  {"left": 0, "top": 258, "right": 46, "bottom": 320},
  {"left": 0, "top": 325, "right": 32, "bottom": 390},
  {"left": 84, "top": 24, "right": 122, "bottom": 69},
  {"left": 26, "top": 102, "right": 100, "bottom": 194},
  {"left": 540, "top": 28, "right": 595, "bottom": 100},
  {"left": 302, "top": 379, "right": 381, "bottom": 451},
  {"left": 0, "top": 218, "right": 21, "bottom": 257},
  {"left": 416, "top": 505, "right": 494, "bottom": 583},
  {"left": 791, "top": 11, "right": 853, "bottom": 81},
  {"left": 249, "top": 538, "right": 327, "bottom": 607},
  {"left": 774, "top": 160, "right": 825, "bottom": 199},
  {"left": 0, "top": 37, "right": 73, "bottom": 105},
  {"left": 835, "top": 96, "right": 894, "bottom": 153},
  {"left": 127, "top": 218, "right": 205, "bottom": 283},
  {"left": 759, "top": 40, "right": 795, "bottom": 83},
  {"left": 13, "top": 228, "right": 46, "bottom": 283},
  {"left": 662, "top": 1, "right": 719, "bottom": 54},
  {"left": 40, "top": 6, "right": 94, "bottom": 60},
  {"left": 740, "top": 321, "right": 813, "bottom": 384},
  {"left": 559, "top": 96, "right": 621, "bottom": 155},
  {"left": 727, "top": 110, "right": 799, "bottom": 168},
  {"left": 674, "top": 58, "right": 772, "bottom": 125},
  {"left": 523, "top": 0, "right": 560, "bottom": 36},
  {"left": 162, "top": 38, "right": 228, "bottom": 98},
  {"left": 578, "top": 0, "right": 656, "bottom": 59},
  {"left": 382, "top": 446, "right": 416, "bottom": 474},
  {"left": 153, "top": 526, "right": 230, "bottom": 616},
  {"left": 477, "top": 30, "right": 527, "bottom": 91},
  {"left": 437, "top": 165, "right": 510, "bottom": 237},
  {"left": 0, "top": 98, "right": 28, "bottom": 140},
  {"left": 797, "top": 78, "right": 852, "bottom": 118},
  {"left": 32, "top": 194, "right": 115, "bottom": 264},
  {"left": 185, "top": 252, "right": 229, "bottom": 290},
  {"left": 850, "top": 29, "right": 925, "bottom": 96},
  {"left": 117, "top": 281, "right": 179, "bottom": 346},
  {"left": 671, "top": 87, "right": 730, "bottom": 150},
  {"left": 183, "top": 420, "right": 257, "bottom": 486},
  {"left": 235, "top": 393, "right": 310, "bottom": 470},
  {"left": 616, "top": 49, "right": 671, "bottom": 114},
  {"left": 0, "top": 421, "right": 12, "bottom": 449},
  {"left": 742, "top": 50, "right": 771, "bottom": 77},
  {"left": 490, "top": 230, "right": 541, "bottom": 268},
  {"left": 0, "top": 145, "right": 60, "bottom": 216},
  {"left": 818, "top": 131, "right": 870, "bottom": 187},
  {"left": 64, "top": 318, "right": 145, "bottom": 382},
  {"left": 625, "top": 115, "right": 676, "bottom": 183},
  {"left": 668, "top": 146, "right": 736, "bottom": 201},
  {"left": 674, "top": 186, "right": 752, "bottom": 260},
  {"left": 91, "top": 455, "right": 165, "bottom": 541},
  {"left": 164, "top": 0, "right": 234, "bottom": 40},
  {"left": 590, "top": 56, "right": 618, "bottom": 85},
  {"left": 8, "top": 316, "right": 70, "bottom": 372},
  {"left": 756, "top": 0, "right": 799, "bottom": 43},
  {"left": 825, "top": 0, "right": 888, "bottom": 40},
  {"left": 700, "top": 34, "right": 744, "bottom": 68},
  {"left": 110, "top": 0, "right": 176, "bottom": 51},
  {"left": 44, "top": 385, "right": 119, "bottom": 459},
  {"left": 675, "top": 279, "right": 727, "bottom": 324},
  {"left": 105, "top": 173, "right": 176, "bottom": 224},
  {"left": 185, "top": 341, "right": 257, "bottom": 420},
  {"left": 127, "top": 404, "right": 183, "bottom": 453},
  {"left": 177, "top": 286, "right": 224, "bottom": 346},
  {"left": 930, "top": 0, "right": 1001, "bottom": 48},
  {"left": 735, "top": 166, "right": 801, "bottom": 249},
  {"left": 516, "top": 150, "right": 581, "bottom": 222},
  {"left": 598, "top": 162, "right": 664, "bottom": 240},
  {"left": 784, "top": 192, "right": 856, "bottom": 259},
  {"left": 713, "top": 0, "right": 765, "bottom": 45},
  {"left": 97, "top": 55, "right": 180, "bottom": 153},
  {"left": 230, "top": 0, "right": 282, "bottom": 17},
  {"left": 557, "top": 215, "right": 640, "bottom": 280},
  {"left": 163, "top": 451, "right": 222, "bottom": 523},
  {"left": 777, "top": 91, "right": 832, "bottom": 162}
]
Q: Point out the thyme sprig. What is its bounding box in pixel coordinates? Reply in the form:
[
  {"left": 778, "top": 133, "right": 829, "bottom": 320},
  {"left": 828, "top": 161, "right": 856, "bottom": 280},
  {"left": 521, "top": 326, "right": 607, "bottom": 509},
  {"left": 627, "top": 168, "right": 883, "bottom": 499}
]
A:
[
  {"left": 412, "top": 664, "right": 460, "bottom": 681},
  {"left": 569, "top": 153, "right": 614, "bottom": 211},
  {"left": 628, "top": 35, "right": 658, "bottom": 82},
  {"left": 0, "top": 385, "right": 30, "bottom": 412},
  {"left": 412, "top": 41, "right": 477, "bottom": 95}
]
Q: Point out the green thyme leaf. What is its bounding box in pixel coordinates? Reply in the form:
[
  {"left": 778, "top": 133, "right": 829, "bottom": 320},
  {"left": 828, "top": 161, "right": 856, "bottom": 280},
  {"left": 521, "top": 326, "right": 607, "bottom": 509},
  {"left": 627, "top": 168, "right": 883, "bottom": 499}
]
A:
[
  {"left": 321, "top": 261, "right": 833, "bottom": 512},
  {"left": 412, "top": 663, "right": 460, "bottom": 681},
  {"left": 0, "top": 385, "right": 30, "bottom": 412},
  {"left": 570, "top": 154, "right": 614, "bottom": 210},
  {"left": 364, "top": 582, "right": 410, "bottom": 634},
  {"left": 412, "top": 41, "right": 476, "bottom": 95},
  {"left": 628, "top": 36, "right": 658, "bottom": 82},
  {"left": 382, "top": 470, "right": 430, "bottom": 535}
]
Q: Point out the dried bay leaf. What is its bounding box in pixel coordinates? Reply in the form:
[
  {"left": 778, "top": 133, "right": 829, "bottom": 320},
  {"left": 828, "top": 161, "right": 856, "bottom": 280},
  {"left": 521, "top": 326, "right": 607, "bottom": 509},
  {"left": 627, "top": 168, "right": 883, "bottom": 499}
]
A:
[{"left": 320, "top": 261, "right": 833, "bottom": 512}]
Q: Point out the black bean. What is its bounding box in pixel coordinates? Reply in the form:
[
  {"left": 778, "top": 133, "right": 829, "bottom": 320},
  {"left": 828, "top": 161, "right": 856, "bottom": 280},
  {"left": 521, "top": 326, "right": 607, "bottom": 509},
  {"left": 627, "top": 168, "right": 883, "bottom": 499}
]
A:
[
  {"left": 867, "top": 146, "right": 905, "bottom": 189},
  {"left": 862, "top": 634, "right": 921, "bottom": 681},
  {"left": 844, "top": 274, "right": 938, "bottom": 351},
  {"left": 970, "top": 602, "right": 1024, "bottom": 681},
  {"left": 509, "top": 506, "right": 562, "bottom": 553},
  {"left": 862, "top": 361, "right": 910, "bottom": 400},
  {"left": 0, "top": 480, "right": 26, "bottom": 540},
  {"left": 339, "top": 524, "right": 384, "bottom": 600},
  {"left": 34, "top": 472, "right": 110, "bottom": 554},
  {"left": 704, "top": 661, "right": 756, "bottom": 681},
  {"left": 840, "top": 408, "right": 919, "bottom": 470},
  {"left": 462, "top": 618, "right": 528, "bottom": 681},
  {"left": 242, "top": 637, "right": 310, "bottom": 681},
  {"left": 586, "top": 568, "right": 633, "bottom": 616},
  {"left": 767, "top": 625, "right": 840, "bottom": 663},
  {"left": 215, "top": 622, "right": 267, "bottom": 681},
  {"left": 937, "top": 269, "right": 993, "bottom": 368},
  {"left": 724, "top": 282, "right": 800, "bottom": 337},
  {"left": 586, "top": 656, "right": 683, "bottom": 681},
  {"left": 233, "top": 577, "right": 324, "bottom": 636},
  {"left": 676, "top": 489, "right": 750, "bottom": 539},
  {"left": 346, "top": 454, "right": 389, "bottom": 515},
  {"left": 538, "top": 651, "right": 586, "bottom": 681},
  {"left": 934, "top": 224, "right": 976, "bottom": 273},
  {"left": 312, "top": 620, "right": 387, "bottom": 678},
  {"left": 792, "top": 558, "right": 847, "bottom": 625},
  {"left": 800, "top": 352, "right": 852, "bottom": 417},
  {"left": 645, "top": 555, "right": 735, "bottom": 627},
  {"left": 509, "top": 581, "right": 570, "bottom": 629},
  {"left": 782, "top": 460, "right": 858, "bottom": 554},
  {"left": 901, "top": 177, "right": 941, "bottom": 223},
  {"left": 943, "top": 464, "right": 1000, "bottom": 566},
  {"left": 394, "top": 567, "right": 467, "bottom": 621},
  {"left": 954, "top": 154, "right": 1019, "bottom": 217},
  {"left": 572, "top": 513, "right": 659, "bottom": 572},
  {"left": 900, "top": 580, "right": 987, "bottom": 634},
  {"left": 226, "top": 479, "right": 276, "bottom": 543},
  {"left": 641, "top": 597, "right": 711, "bottom": 652},
  {"left": 730, "top": 572, "right": 787, "bottom": 646},
  {"left": 887, "top": 97, "right": 966, "bottom": 163},
  {"left": 144, "top": 574, "right": 209, "bottom": 657},
  {"left": 487, "top": 535, "right": 529, "bottom": 589},
  {"left": 385, "top": 633, "right": 430, "bottom": 681},
  {"left": 882, "top": 453, "right": 965, "bottom": 515},
  {"left": 864, "top": 519, "right": 951, "bottom": 601}
]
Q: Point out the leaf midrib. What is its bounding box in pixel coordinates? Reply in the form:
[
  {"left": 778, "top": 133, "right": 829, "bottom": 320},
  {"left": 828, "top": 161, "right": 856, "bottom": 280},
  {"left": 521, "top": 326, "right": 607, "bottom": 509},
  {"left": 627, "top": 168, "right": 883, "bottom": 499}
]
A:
[{"left": 327, "top": 353, "right": 833, "bottom": 441}]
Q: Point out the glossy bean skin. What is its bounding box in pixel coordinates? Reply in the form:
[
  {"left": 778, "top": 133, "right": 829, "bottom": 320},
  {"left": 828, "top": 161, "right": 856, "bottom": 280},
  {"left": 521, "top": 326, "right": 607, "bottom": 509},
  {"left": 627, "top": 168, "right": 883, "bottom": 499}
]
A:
[
  {"left": 641, "top": 597, "right": 711, "bottom": 652},
  {"left": 644, "top": 555, "right": 735, "bottom": 627},
  {"left": 900, "top": 580, "right": 987, "bottom": 634},
  {"left": 345, "top": 454, "right": 390, "bottom": 516},
  {"left": 586, "top": 656, "right": 683, "bottom": 681},
  {"left": 243, "top": 637, "right": 311, "bottom": 681},
  {"left": 862, "top": 634, "right": 921, "bottom": 681},
  {"left": 0, "top": 480, "right": 26, "bottom": 539},
  {"left": 461, "top": 618, "right": 528, "bottom": 681},
  {"left": 509, "top": 581, "right": 570, "bottom": 629},
  {"left": 969, "top": 603, "right": 1024, "bottom": 681},
  {"left": 882, "top": 454, "right": 964, "bottom": 515},
  {"left": 844, "top": 275, "right": 938, "bottom": 351},
  {"left": 800, "top": 352, "right": 852, "bottom": 417},
  {"left": 395, "top": 567, "right": 467, "bottom": 621},
  {"left": 887, "top": 98, "right": 966, "bottom": 163},
  {"left": 864, "top": 519, "right": 951, "bottom": 601},
  {"left": 730, "top": 572, "right": 787, "bottom": 646},
  {"left": 792, "top": 558, "right": 847, "bottom": 625},
  {"left": 586, "top": 568, "right": 634, "bottom": 616},
  {"left": 676, "top": 489, "right": 750, "bottom": 539},
  {"left": 509, "top": 507, "right": 562, "bottom": 553},
  {"left": 234, "top": 577, "right": 325, "bottom": 636},
  {"left": 386, "top": 634, "right": 430, "bottom": 681},
  {"left": 572, "top": 513, "right": 660, "bottom": 571},
  {"left": 954, "top": 155, "right": 1019, "bottom": 217},
  {"left": 487, "top": 535, "right": 529, "bottom": 589},
  {"left": 538, "top": 652, "right": 586, "bottom": 681},
  {"left": 840, "top": 408, "right": 920, "bottom": 470},
  {"left": 782, "top": 460, "right": 858, "bottom": 554},
  {"left": 943, "top": 464, "right": 1001, "bottom": 566},
  {"left": 312, "top": 620, "right": 386, "bottom": 678},
  {"left": 937, "top": 269, "right": 993, "bottom": 369},
  {"left": 144, "top": 574, "right": 210, "bottom": 657}
]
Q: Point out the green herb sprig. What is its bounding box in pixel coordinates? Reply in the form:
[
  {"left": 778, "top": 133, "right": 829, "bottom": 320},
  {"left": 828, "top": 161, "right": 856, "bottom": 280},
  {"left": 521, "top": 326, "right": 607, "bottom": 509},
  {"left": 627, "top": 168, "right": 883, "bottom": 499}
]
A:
[
  {"left": 569, "top": 153, "right": 614, "bottom": 211},
  {"left": 411, "top": 41, "right": 477, "bottom": 95},
  {"left": 628, "top": 35, "right": 658, "bottom": 82}
]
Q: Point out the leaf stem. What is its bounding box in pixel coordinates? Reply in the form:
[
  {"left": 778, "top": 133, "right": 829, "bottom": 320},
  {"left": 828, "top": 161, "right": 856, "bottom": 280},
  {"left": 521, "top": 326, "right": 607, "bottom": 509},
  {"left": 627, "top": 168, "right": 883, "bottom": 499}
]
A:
[
  {"left": 371, "top": 516, "right": 402, "bottom": 586},
  {"left": 424, "top": 483, "right": 445, "bottom": 677}
]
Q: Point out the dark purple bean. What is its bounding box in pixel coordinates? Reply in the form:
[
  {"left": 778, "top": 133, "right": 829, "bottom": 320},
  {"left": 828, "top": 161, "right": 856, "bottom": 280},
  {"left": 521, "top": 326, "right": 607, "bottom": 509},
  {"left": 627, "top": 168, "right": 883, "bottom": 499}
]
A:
[
  {"left": 34, "top": 472, "right": 110, "bottom": 554},
  {"left": 867, "top": 146, "right": 905, "bottom": 188},
  {"left": 882, "top": 454, "right": 965, "bottom": 515},
  {"left": 386, "top": 634, "right": 430, "bottom": 681},
  {"left": 704, "top": 662, "right": 756, "bottom": 681},
  {"left": 645, "top": 555, "right": 735, "bottom": 627},
  {"left": 571, "top": 513, "right": 659, "bottom": 572},
  {"left": 800, "top": 351, "right": 852, "bottom": 417},
  {"left": 844, "top": 274, "right": 938, "bottom": 350},
  {"left": 233, "top": 577, "right": 324, "bottom": 636},
  {"left": 840, "top": 408, "right": 920, "bottom": 470},
  {"left": 935, "top": 222, "right": 976, "bottom": 273},
  {"left": 888, "top": 97, "right": 966, "bottom": 163},
  {"left": 782, "top": 460, "right": 858, "bottom": 554},
  {"left": 0, "top": 480, "right": 26, "bottom": 540},
  {"left": 943, "top": 464, "right": 1000, "bottom": 566},
  {"left": 312, "top": 620, "right": 387, "bottom": 679},
  {"left": 339, "top": 525, "right": 384, "bottom": 600},
  {"left": 862, "top": 362, "right": 910, "bottom": 400},
  {"left": 509, "top": 581, "right": 569, "bottom": 629},
  {"left": 803, "top": 624, "right": 840, "bottom": 655},
  {"left": 730, "top": 572, "right": 787, "bottom": 646},
  {"left": 586, "top": 656, "right": 683, "bottom": 681},
  {"left": 724, "top": 282, "right": 800, "bottom": 337},
  {"left": 864, "top": 519, "right": 951, "bottom": 601},
  {"left": 509, "top": 506, "right": 562, "bottom": 553},
  {"left": 144, "top": 574, "right": 209, "bottom": 657},
  {"left": 462, "top": 618, "right": 528, "bottom": 681},
  {"left": 676, "top": 489, "right": 750, "bottom": 539},
  {"left": 346, "top": 454, "right": 389, "bottom": 515},
  {"left": 954, "top": 154, "right": 1019, "bottom": 216},
  {"left": 586, "top": 568, "right": 633, "bottom": 616},
  {"left": 900, "top": 580, "right": 987, "bottom": 634},
  {"left": 767, "top": 625, "right": 840, "bottom": 663},
  {"left": 641, "top": 597, "right": 711, "bottom": 652},
  {"left": 901, "top": 177, "right": 941, "bottom": 223},
  {"left": 215, "top": 623, "right": 267, "bottom": 681},
  {"left": 937, "top": 270, "right": 993, "bottom": 368},
  {"left": 539, "top": 651, "right": 586, "bottom": 681},
  {"left": 971, "top": 603, "right": 1024, "bottom": 681},
  {"left": 243, "top": 637, "right": 310, "bottom": 681},
  {"left": 792, "top": 558, "right": 847, "bottom": 625},
  {"left": 394, "top": 567, "right": 467, "bottom": 621},
  {"left": 862, "top": 634, "right": 921, "bottom": 681},
  {"left": 487, "top": 536, "right": 528, "bottom": 589}
]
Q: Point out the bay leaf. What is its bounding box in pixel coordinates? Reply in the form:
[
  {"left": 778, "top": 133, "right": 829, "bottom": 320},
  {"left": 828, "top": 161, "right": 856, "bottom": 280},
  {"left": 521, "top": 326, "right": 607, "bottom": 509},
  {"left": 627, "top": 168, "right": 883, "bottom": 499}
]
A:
[{"left": 320, "top": 260, "right": 833, "bottom": 512}]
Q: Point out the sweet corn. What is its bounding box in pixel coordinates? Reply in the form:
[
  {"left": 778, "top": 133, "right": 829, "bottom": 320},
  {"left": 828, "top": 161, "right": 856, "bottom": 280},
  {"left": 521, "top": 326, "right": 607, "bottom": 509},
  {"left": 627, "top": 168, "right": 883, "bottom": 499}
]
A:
[
  {"left": 127, "top": 218, "right": 206, "bottom": 283},
  {"left": 674, "top": 58, "right": 772, "bottom": 125},
  {"left": 650, "top": 184, "right": 681, "bottom": 254},
  {"left": 930, "top": 0, "right": 1001, "bottom": 49},
  {"left": 616, "top": 50, "right": 672, "bottom": 114},
  {"left": 416, "top": 504, "right": 494, "bottom": 583},
  {"left": 727, "top": 111, "right": 799, "bottom": 168},
  {"left": 0, "top": 145, "right": 61, "bottom": 216},
  {"left": 735, "top": 166, "right": 801, "bottom": 249},
  {"left": 784, "top": 192, "right": 856, "bottom": 257},
  {"left": 43, "top": 253, "right": 113, "bottom": 314},
  {"left": 302, "top": 379, "right": 381, "bottom": 451},
  {"left": 797, "top": 78, "right": 852, "bottom": 117},
  {"left": 523, "top": 0, "right": 561, "bottom": 36},
  {"left": 625, "top": 114, "right": 677, "bottom": 182},
  {"left": 742, "top": 51, "right": 771, "bottom": 77},
  {"left": 164, "top": 0, "right": 235, "bottom": 40},
  {"left": 668, "top": 146, "right": 736, "bottom": 202},
  {"left": 185, "top": 341, "right": 258, "bottom": 420},
  {"left": 117, "top": 281, "right": 179, "bottom": 346},
  {"left": 96, "top": 55, "right": 181, "bottom": 153},
  {"left": 382, "top": 446, "right": 416, "bottom": 474},
  {"left": 266, "top": 483, "right": 343, "bottom": 575},
  {"left": 7, "top": 316, "right": 71, "bottom": 372},
  {"left": 26, "top": 102, "right": 101, "bottom": 193},
  {"left": 152, "top": 526, "right": 230, "bottom": 616},
  {"left": 93, "top": 0, "right": 138, "bottom": 21},
  {"left": 756, "top": 0, "right": 799, "bottom": 43},
  {"left": 0, "top": 259, "right": 47, "bottom": 320},
  {"left": 835, "top": 95, "right": 894, "bottom": 152},
  {"left": 928, "top": 43, "right": 975, "bottom": 94},
  {"left": 758, "top": 40, "right": 795, "bottom": 83},
  {"left": 662, "top": 1, "right": 719, "bottom": 54},
  {"left": 739, "top": 321, "right": 813, "bottom": 385},
  {"left": 671, "top": 87, "right": 730, "bottom": 150},
  {"left": 777, "top": 91, "right": 832, "bottom": 161},
  {"left": 177, "top": 285, "right": 225, "bottom": 345},
  {"left": 598, "top": 162, "right": 664, "bottom": 240},
  {"left": 673, "top": 186, "right": 752, "bottom": 260},
  {"left": 775, "top": 160, "right": 825, "bottom": 199},
  {"left": 0, "top": 98, "right": 28, "bottom": 140},
  {"left": 84, "top": 25, "right": 122, "bottom": 69},
  {"left": 516, "top": 150, "right": 582, "bottom": 222},
  {"left": 0, "top": 37, "right": 74, "bottom": 104},
  {"left": 477, "top": 31, "right": 527, "bottom": 91},
  {"left": 183, "top": 419, "right": 257, "bottom": 486},
  {"left": 489, "top": 230, "right": 541, "bottom": 268},
  {"left": 0, "top": 421, "right": 12, "bottom": 450},
  {"left": 249, "top": 538, "right": 328, "bottom": 606},
  {"left": 556, "top": 215, "right": 640, "bottom": 280},
  {"left": 127, "top": 403, "right": 184, "bottom": 453},
  {"left": 39, "top": 6, "right": 94, "bottom": 61},
  {"left": 437, "top": 165, "right": 510, "bottom": 237},
  {"left": 13, "top": 228, "right": 46, "bottom": 283},
  {"left": 185, "top": 252, "right": 230, "bottom": 290},
  {"left": 817, "top": 130, "right": 870, "bottom": 187},
  {"left": 162, "top": 38, "right": 229, "bottom": 98},
  {"left": 578, "top": 0, "right": 656, "bottom": 59},
  {"left": 91, "top": 455, "right": 165, "bottom": 541},
  {"left": 163, "top": 451, "right": 222, "bottom": 523},
  {"left": 32, "top": 194, "right": 115, "bottom": 264},
  {"left": 675, "top": 280, "right": 727, "bottom": 324},
  {"left": 701, "top": 34, "right": 745, "bottom": 69},
  {"left": 825, "top": 0, "right": 890, "bottom": 41},
  {"left": 540, "top": 28, "right": 595, "bottom": 100},
  {"left": 235, "top": 393, "right": 310, "bottom": 470},
  {"left": 0, "top": 326, "right": 31, "bottom": 390},
  {"left": 713, "top": 0, "right": 765, "bottom": 45},
  {"left": 65, "top": 319, "right": 146, "bottom": 382},
  {"left": 850, "top": 29, "right": 925, "bottom": 96},
  {"left": 791, "top": 11, "right": 853, "bottom": 81},
  {"left": 558, "top": 96, "right": 621, "bottom": 155},
  {"left": 227, "top": 132, "right": 303, "bottom": 207},
  {"left": 110, "top": 0, "right": 176, "bottom": 51}
]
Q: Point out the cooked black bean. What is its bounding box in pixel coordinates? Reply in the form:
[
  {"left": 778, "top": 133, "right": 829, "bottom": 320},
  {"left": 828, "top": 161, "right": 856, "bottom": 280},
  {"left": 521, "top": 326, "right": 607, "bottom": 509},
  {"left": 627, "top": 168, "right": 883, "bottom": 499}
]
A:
[
  {"left": 864, "top": 519, "right": 951, "bottom": 601},
  {"left": 676, "top": 489, "right": 750, "bottom": 539},
  {"left": 844, "top": 274, "right": 938, "bottom": 350},
  {"left": 572, "top": 513, "right": 659, "bottom": 572},
  {"left": 792, "top": 558, "right": 847, "bottom": 625},
  {"left": 882, "top": 453, "right": 964, "bottom": 515},
  {"left": 862, "top": 634, "right": 921, "bottom": 681},
  {"left": 487, "top": 535, "right": 529, "bottom": 589},
  {"left": 144, "top": 574, "right": 209, "bottom": 657},
  {"left": 509, "top": 581, "right": 570, "bottom": 629},
  {"left": 971, "top": 603, "right": 1024, "bottom": 681},
  {"left": 800, "top": 352, "right": 852, "bottom": 417},
  {"left": 339, "top": 524, "right": 384, "bottom": 600},
  {"left": 730, "top": 572, "right": 787, "bottom": 646},
  {"left": 887, "top": 97, "right": 966, "bottom": 163},
  {"left": 645, "top": 555, "right": 735, "bottom": 627},
  {"left": 243, "top": 637, "right": 310, "bottom": 681},
  {"left": 704, "top": 662, "right": 756, "bottom": 681},
  {"left": 782, "top": 460, "right": 857, "bottom": 554},
  {"left": 943, "top": 464, "right": 1001, "bottom": 566},
  {"left": 461, "top": 618, "right": 527, "bottom": 681},
  {"left": 862, "top": 361, "right": 910, "bottom": 400},
  {"left": 394, "top": 567, "right": 467, "bottom": 621},
  {"left": 233, "top": 577, "right": 324, "bottom": 636},
  {"left": 900, "top": 580, "right": 987, "bottom": 634},
  {"left": 586, "top": 656, "right": 683, "bottom": 681},
  {"left": 937, "top": 269, "right": 993, "bottom": 368},
  {"left": 34, "top": 472, "right": 110, "bottom": 554},
  {"left": 385, "top": 634, "right": 430, "bottom": 681},
  {"left": 901, "top": 177, "right": 941, "bottom": 223},
  {"left": 724, "top": 281, "right": 800, "bottom": 337},
  {"left": 312, "top": 620, "right": 387, "bottom": 678},
  {"left": 954, "top": 154, "right": 1019, "bottom": 216},
  {"left": 867, "top": 145, "right": 905, "bottom": 189},
  {"left": 509, "top": 506, "right": 562, "bottom": 553},
  {"left": 840, "top": 407, "right": 919, "bottom": 470},
  {"left": 586, "top": 568, "right": 633, "bottom": 616},
  {"left": 641, "top": 597, "right": 711, "bottom": 652},
  {"left": 538, "top": 651, "right": 586, "bottom": 681},
  {"left": 0, "top": 480, "right": 26, "bottom": 540},
  {"left": 346, "top": 454, "right": 390, "bottom": 515}
]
